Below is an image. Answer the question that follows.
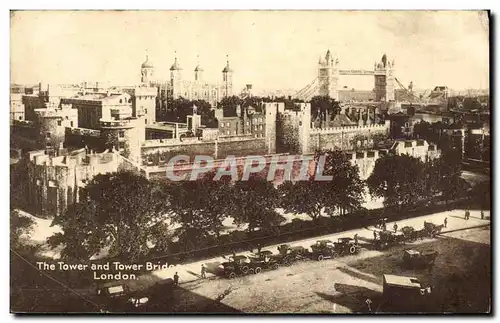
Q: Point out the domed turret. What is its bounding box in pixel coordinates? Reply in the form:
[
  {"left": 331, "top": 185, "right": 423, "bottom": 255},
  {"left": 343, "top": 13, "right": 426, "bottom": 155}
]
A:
[
  {"left": 222, "top": 60, "right": 233, "bottom": 73},
  {"left": 170, "top": 57, "right": 182, "bottom": 71},
  {"left": 141, "top": 55, "right": 154, "bottom": 69}
]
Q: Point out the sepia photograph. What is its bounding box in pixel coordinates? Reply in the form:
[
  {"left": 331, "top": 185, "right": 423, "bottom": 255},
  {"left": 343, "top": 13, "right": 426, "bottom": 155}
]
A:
[{"left": 9, "top": 10, "right": 491, "bottom": 314}]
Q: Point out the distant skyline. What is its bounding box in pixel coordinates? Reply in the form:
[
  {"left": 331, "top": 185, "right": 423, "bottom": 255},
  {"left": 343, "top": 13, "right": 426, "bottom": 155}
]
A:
[{"left": 11, "top": 11, "right": 489, "bottom": 94}]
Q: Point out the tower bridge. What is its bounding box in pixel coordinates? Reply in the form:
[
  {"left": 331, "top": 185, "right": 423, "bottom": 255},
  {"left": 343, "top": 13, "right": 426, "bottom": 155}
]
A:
[{"left": 295, "top": 50, "right": 396, "bottom": 102}]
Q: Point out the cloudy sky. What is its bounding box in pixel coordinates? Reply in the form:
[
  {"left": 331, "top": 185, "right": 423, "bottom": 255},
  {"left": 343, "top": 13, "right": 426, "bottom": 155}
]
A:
[{"left": 11, "top": 11, "right": 489, "bottom": 93}]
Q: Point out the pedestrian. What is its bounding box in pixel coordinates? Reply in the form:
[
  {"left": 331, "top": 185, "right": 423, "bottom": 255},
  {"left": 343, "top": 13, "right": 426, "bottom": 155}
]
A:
[
  {"left": 481, "top": 210, "right": 485, "bottom": 220},
  {"left": 173, "top": 272, "right": 179, "bottom": 286},
  {"left": 465, "top": 209, "right": 470, "bottom": 220},
  {"left": 365, "top": 298, "right": 373, "bottom": 312},
  {"left": 444, "top": 217, "right": 448, "bottom": 228},
  {"left": 201, "top": 264, "right": 206, "bottom": 279},
  {"left": 354, "top": 233, "right": 359, "bottom": 245},
  {"left": 393, "top": 223, "right": 398, "bottom": 233},
  {"left": 373, "top": 231, "right": 377, "bottom": 241}
]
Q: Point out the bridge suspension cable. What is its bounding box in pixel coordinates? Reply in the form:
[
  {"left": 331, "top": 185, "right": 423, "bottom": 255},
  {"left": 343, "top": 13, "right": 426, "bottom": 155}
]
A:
[
  {"left": 295, "top": 78, "right": 318, "bottom": 100},
  {"left": 394, "top": 77, "right": 423, "bottom": 103}
]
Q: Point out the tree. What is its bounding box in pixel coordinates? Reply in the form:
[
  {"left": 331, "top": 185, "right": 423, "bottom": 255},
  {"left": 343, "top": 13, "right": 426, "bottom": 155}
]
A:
[
  {"left": 367, "top": 154, "right": 427, "bottom": 209},
  {"left": 434, "top": 147, "right": 466, "bottom": 206},
  {"left": 11, "top": 209, "right": 35, "bottom": 251},
  {"left": 219, "top": 96, "right": 243, "bottom": 117},
  {"left": 319, "top": 150, "right": 365, "bottom": 215},
  {"left": 161, "top": 98, "right": 217, "bottom": 127},
  {"left": 231, "top": 175, "right": 284, "bottom": 233},
  {"left": 48, "top": 171, "right": 172, "bottom": 261},
  {"left": 168, "top": 171, "right": 232, "bottom": 249},
  {"left": 279, "top": 149, "right": 365, "bottom": 220},
  {"left": 279, "top": 179, "right": 327, "bottom": 223},
  {"left": 310, "top": 95, "right": 341, "bottom": 121}
]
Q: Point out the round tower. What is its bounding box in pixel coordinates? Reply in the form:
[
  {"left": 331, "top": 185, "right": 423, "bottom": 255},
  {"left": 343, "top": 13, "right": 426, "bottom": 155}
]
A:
[
  {"left": 140, "top": 55, "right": 155, "bottom": 85},
  {"left": 170, "top": 55, "right": 183, "bottom": 98},
  {"left": 99, "top": 117, "right": 145, "bottom": 164}
]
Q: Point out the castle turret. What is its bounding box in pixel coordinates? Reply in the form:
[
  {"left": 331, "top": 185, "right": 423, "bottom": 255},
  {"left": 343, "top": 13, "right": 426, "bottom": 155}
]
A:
[
  {"left": 222, "top": 56, "right": 233, "bottom": 98},
  {"left": 170, "top": 55, "right": 183, "bottom": 98},
  {"left": 140, "top": 55, "right": 155, "bottom": 85},
  {"left": 194, "top": 55, "right": 204, "bottom": 82},
  {"left": 99, "top": 117, "right": 145, "bottom": 164}
]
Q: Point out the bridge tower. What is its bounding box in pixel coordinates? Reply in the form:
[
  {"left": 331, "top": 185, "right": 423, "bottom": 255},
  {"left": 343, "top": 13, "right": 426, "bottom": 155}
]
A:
[
  {"left": 317, "top": 50, "right": 339, "bottom": 100},
  {"left": 374, "top": 54, "right": 395, "bottom": 102}
]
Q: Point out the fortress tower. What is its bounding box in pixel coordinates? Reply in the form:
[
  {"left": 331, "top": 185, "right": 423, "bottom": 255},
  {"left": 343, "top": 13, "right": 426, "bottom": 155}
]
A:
[
  {"left": 140, "top": 55, "right": 155, "bottom": 85},
  {"left": 318, "top": 50, "right": 339, "bottom": 100},
  {"left": 99, "top": 117, "right": 145, "bottom": 164},
  {"left": 34, "top": 104, "right": 78, "bottom": 154},
  {"left": 221, "top": 58, "right": 233, "bottom": 98},
  {"left": 374, "top": 54, "right": 395, "bottom": 102},
  {"left": 170, "top": 56, "right": 183, "bottom": 98}
]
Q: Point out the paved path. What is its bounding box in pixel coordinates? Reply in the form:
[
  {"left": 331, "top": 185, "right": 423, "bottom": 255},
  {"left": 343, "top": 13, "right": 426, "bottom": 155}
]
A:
[{"left": 120, "top": 208, "right": 490, "bottom": 293}]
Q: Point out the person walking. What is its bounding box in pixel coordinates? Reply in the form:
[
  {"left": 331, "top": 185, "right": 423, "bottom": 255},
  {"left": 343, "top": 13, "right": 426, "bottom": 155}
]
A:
[
  {"left": 481, "top": 210, "right": 485, "bottom": 220},
  {"left": 173, "top": 272, "right": 179, "bottom": 286},
  {"left": 393, "top": 223, "right": 398, "bottom": 233},
  {"left": 354, "top": 233, "right": 359, "bottom": 245},
  {"left": 465, "top": 209, "right": 470, "bottom": 220},
  {"left": 444, "top": 217, "right": 448, "bottom": 228},
  {"left": 373, "top": 231, "right": 377, "bottom": 241},
  {"left": 201, "top": 264, "right": 207, "bottom": 279}
]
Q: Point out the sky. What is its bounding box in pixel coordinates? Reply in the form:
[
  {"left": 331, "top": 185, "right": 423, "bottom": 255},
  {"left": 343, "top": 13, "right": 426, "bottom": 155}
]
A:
[{"left": 10, "top": 10, "right": 490, "bottom": 94}]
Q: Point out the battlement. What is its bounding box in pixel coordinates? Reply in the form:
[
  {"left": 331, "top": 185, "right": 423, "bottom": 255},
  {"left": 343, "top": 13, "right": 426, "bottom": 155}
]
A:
[
  {"left": 310, "top": 122, "right": 389, "bottom": 134},
  {"left": 100, "top": 118, "right": 139, "bottom": 128},
  {"left": 34, "top": 107, "right": 77, "bottom": 119},
  {"left": 66, "top": 127, "right": 101, "bottom": 138},
  {"left": 13, "top": 119, "right": 35, "bottom": 127}
]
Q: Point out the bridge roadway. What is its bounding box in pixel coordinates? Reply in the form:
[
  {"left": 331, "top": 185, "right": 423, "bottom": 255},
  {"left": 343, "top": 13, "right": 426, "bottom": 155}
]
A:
[{"left": 99, "top": 208, "right": 490, "bottom": 295}]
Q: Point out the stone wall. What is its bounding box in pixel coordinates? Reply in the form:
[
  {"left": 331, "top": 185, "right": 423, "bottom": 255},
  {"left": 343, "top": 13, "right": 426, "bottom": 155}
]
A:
[{"left": 308, "top": 122, "right": 389, "bottom": 152}]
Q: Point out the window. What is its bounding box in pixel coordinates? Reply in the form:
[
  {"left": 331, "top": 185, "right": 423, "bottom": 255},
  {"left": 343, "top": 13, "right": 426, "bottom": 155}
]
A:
[
  {"left": 246, "top": 121, "right": 249, "bottom": 126},
  {"left": 226, "top": 122, "right": 230, "bottom": 127},
  {"left": 70, "top": 121, "right": 74, "bottom": 127},
  {"left": 128, "top": 99, "right": 132, "bottom": 103},
  {"left": 367, "top": 151, "right": 375, "bottom": 158},
  {"left": 429, "top": 145, "right": 435, "bottom": 151},
  {"left": 356, "top": 152, "right": 365, "bottom": 159},
  {"left": 57, "top": 120, "right": 62, "bottom": 126},
  {"left": 145, "top": 119, "right": 148, "bottom": 124},
  {"left": 119, "top": 99, "right": 123, "bottom": 103},
  {"left": 416, "top": 140, "right": 424, "bottom": 146},
  {"left": 260, "top": 125, "right": 263, "bottom": 130},
  {"left": 145, "top": 109, "right": 147, "bottom": 114},
  {"left": 119, "top": 142, "right": 125, "bottom": 150},
  {"left": 221, "top": 123, "right": 224, "bottom": 128},
  {"left": 159, "top": 155, "right": 166, "bottom": 163},
  {"left": 46, "top": 132, "right": 51, "bottom": 139},
  {"left": 404, "top": 141, "right": 413, "bottom": 148},
  {"left": 18, "top": 116, "right": 22, "bottom": 120},
  {"left": 48, "top": 180, "right": 57, "bottom": 188},
  {"left": 119, "top": 131, "right": 125, "bottom": 138}
]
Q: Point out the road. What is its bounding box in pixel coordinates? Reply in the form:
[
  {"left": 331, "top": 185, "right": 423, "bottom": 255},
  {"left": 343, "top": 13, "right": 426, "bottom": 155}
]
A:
[{"left": 119, "top": 208, "right": 490, "bottom": 294}]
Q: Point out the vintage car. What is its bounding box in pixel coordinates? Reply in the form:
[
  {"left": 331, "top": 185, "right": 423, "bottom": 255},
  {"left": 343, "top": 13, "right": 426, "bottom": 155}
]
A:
[
  {"left": 310, "top": 240, "right": 339, "bottom": 261},
  {"left": 402, "top": 249, "right": 439, "bottom": 268},
  {"left": 276, "top": 244, "right": 310, "bottom": 266},
  {"left": 333, "top": 237, "right": 361, "bottom": 255},
  {"left": 381, "top": 274, "right": 432, "bottom": 311}
]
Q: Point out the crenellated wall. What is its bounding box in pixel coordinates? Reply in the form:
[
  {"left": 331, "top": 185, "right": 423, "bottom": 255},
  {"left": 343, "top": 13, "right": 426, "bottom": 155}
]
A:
[{"left": 308, "top": 121, "right": 390, "bottom": 152}]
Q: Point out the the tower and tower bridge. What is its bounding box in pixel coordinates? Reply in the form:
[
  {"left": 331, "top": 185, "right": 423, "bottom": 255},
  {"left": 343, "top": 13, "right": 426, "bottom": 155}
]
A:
[{"left": 297, "top": 50, "right": 396, "bottom": 103}]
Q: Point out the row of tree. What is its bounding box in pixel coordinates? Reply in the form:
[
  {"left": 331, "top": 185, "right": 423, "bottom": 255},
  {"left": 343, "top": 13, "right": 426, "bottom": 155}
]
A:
[{"left": 43, "top": 148, "right": 467, "bottom": 262}]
